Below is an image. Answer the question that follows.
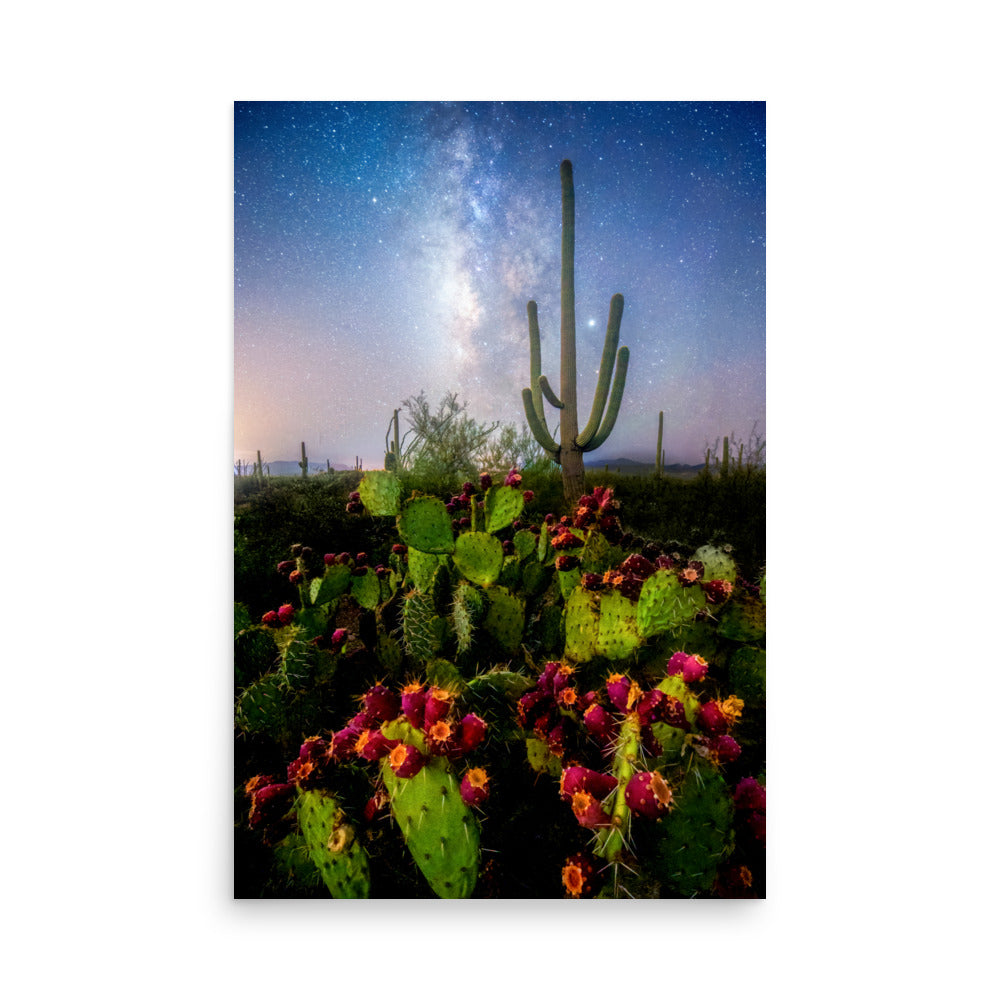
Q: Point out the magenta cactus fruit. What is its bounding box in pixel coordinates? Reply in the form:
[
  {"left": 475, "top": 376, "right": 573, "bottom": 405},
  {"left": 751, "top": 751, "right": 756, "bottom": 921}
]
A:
[
  {"left": 387, "top": 741, "right": 426, "bottom": 779},
  {"left": 261, "top": 610, "right": 279, "bottom": 627},
  {"left": 733, "top": 776, "right": 766, "bottom": 812},
  {"left": 624, "top": 770, "right": 674, "bottom": 820},
  {"left": 423, "top": 687, "right": 453, "bottom": 727},
  {"left": 355, "top": 728, "right": 397, "bottom": 762},
  {"left": 328, "top": 724, "right": 362, "bottom": 761},
  {"left": 479, "top": 472, "right": 492, "bottom": 490},
  {"left": 425, "top": 719, "right": 455, "bottom": 755},
  {"left": 400, "top": 682, "right": 427, "bottom": 729},
  {"left": 636, "top": 688, "right": 665, "bottom": 725},
  {"left": 706, "top": 733, "right": 742, "bottom": 764},
  {"left": 619, "top": 553, "right": 656, "bottom": 580},
  {"left": 460, "top": 767, "right": 490, "bottom": 807},
  {"left": 276, "top": 559, "right": 296, "bottom": 574},
  {"left": 277, "top": 603, "right": 295, "bottom": 626},
  {"left": 247, "top": 781, "right": 295, "bottom": 828},
  {"left": 702, "top": 578, "right": 734, "bottom": 604},
  {"left": 362, "top": 684, "right": 400, "bottom": 723},
  {"left": 559, "top": 765, "right": 618, "bottom": 803},
  {"left": 330, "top": 628, "right": 348, "bottom": 648},
  {"left": 323, "top": 552, "right": 337, "bottom": 566},
  {"left": 582, "top": 702, "right": 616, "bottom": 745},
  {"left": 522, "top": 489, "right": 534, "bottom": 503},
  {"left": 606, "top": 673, "right": 640, "bottom": 713},
  {"left": 288, "top": 569, "right": 304, "bottom": 585},
  {"left": 569, "top": 789, "right": 612, "bottom": 828},
  {"left": 458, "top": 713, "right": 488, "bottom": 753},
  {"left": 504, "top": 468, "right": 522, "bottom": 487},
  {"left": 696, "top": 700, "right": 730, "bottom": 734}
]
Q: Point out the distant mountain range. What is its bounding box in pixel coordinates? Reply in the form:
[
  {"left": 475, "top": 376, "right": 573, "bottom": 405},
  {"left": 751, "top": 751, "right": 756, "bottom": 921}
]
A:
[{"left": 237, "top": 457, "right": 705, "bottom": 478}]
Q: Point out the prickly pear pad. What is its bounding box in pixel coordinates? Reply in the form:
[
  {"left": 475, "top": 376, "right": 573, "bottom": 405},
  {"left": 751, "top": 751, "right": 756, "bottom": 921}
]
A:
[
  {"left": 295, "top": 788, "right": 371, "bottom": 898},
  {"left": 596, "top": 589, "right": 641, "bottom": 660},
  {"left": 564, "top": 586, "right": 598, "bottom": 663},
  {"left": 650, "top": 760, "right": 734, "bottom": 897},
  {"left": 380, "top": 719, "right": 480, "bottom": 898},
  {"left": 407, "top": 548, "right": 448, "bottom": 592},
  {"left": 358, "top": 470, "right": 402, "bottom": 516},
  {"left": 397, "top": 496, "right": 455, "bottom": 554},
  {"left": 716, "top": 593, "right": 766, "bottom": 643},
  {"left": 483, "top": 586, "right": 525, "bottom": 652},
  {"left": 309, "top": 563, "right": 352, "bottom": 606},
  {"left": 453, "top": 531, "right": 504, "bottom": 587},
  {"left": 637, "top": 570, "right": 703, "bottom": 638},
  {"left": 483, "top": 484, "right": 524, "bottom": 533},
  {"left": 691, "top": 544, "right": 738, "bottom": 584}
]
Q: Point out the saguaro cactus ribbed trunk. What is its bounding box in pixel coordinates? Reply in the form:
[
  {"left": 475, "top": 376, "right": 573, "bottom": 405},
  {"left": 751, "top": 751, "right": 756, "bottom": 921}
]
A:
[{"left": 522, "top": 160, "right": 630, "bottom": 506}]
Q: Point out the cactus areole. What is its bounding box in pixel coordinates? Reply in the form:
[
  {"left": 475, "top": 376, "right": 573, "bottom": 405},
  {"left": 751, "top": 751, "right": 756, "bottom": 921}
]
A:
[{"left": 522, "top": 160, "right": 630, "bottom": 505}]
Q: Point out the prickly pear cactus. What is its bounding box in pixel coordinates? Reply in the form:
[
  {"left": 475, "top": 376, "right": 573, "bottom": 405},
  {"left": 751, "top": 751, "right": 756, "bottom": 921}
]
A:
[
  {"left": 452, "top": 531, "right": 504, "bottom": 587},
  {"left": 380, "top": 720, "right": 480, "bottom": 898},
  {"left": 650, "top": 759, "right": 734, "bottom": 897},
  {"left": 398, "top": 496, "right": 455, "bottom": 554},
  {"left": 596, "top": 589, "right": 641, "bottom": 660},
  {"left": 295, "top": 788, "right": 371, "bottom": 898},
  {"left": 357, "top": 470, "right": 402, "bottom": 516}
]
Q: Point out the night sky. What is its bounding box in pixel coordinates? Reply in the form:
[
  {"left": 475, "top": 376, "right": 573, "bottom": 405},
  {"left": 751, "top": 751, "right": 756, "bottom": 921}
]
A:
[{"left": 234, "top": 101, "right": 765, "bottom": 471}]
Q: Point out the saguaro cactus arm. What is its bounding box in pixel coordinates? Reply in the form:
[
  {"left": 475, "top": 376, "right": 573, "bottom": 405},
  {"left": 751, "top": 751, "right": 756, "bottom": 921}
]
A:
[{"left": 577, "top": 293, "right": 629, "bottom": 449}]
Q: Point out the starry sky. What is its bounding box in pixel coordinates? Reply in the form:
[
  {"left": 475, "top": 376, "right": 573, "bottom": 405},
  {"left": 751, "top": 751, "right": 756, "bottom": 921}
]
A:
[{"left": 234, "top": 101, "right": 765, "bottom": 470}]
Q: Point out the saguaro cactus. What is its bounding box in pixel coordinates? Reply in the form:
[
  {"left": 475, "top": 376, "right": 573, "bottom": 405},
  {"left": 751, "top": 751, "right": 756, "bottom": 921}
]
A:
[
  {"left": 655, "top": 411, "right": 664, "bottom": 478},
  {"left": 299, "top": 441, "right": 309, "bottom": 478},
  {"left": 521, "top": 160, "right": 630, "bottom": 505}
]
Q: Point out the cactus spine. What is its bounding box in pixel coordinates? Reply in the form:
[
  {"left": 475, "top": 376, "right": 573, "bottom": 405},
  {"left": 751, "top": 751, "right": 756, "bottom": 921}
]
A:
[{"left": 522, "top": 159, "right": 629, "bottom": 505}]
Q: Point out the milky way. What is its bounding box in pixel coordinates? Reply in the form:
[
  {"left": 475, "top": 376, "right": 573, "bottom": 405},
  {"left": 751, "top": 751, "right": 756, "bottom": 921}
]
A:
[{"left": 234, "top": 101, "right": 765, "bottom": 469}]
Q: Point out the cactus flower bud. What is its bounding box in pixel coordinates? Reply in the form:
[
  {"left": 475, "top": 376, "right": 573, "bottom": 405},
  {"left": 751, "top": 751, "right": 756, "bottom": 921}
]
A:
[{"left": 401, "top": 682, "right": 427, "bottom": 729}]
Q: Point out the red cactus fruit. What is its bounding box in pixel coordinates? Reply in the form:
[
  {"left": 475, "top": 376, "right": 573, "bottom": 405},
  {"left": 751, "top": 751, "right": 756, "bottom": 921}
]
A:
[
  {"left": 460, "top": 767, "right": 490, "bottom": 807},
  {"left": 660, "top": 695, "right": 690, "bottom": 730},
  {"left": 517, "top": 687, "right": 548, "bottom": 727},
  {"left": 277, "top": 603, "right": 295, "bottom": 626},
  {"left": 582, "top": 702, "right": 616, "bottom": 745},
  {"left": 458, "top": 713, "right": 488, "bottom": 753},
  {"left": 363, "top": 788, "right": 390, "bottom": 821},
  {"left": 555, "top": 554, "right": 580, "bottom": 572},
  {"left": 261, "top": 610, "right": 279, "bottom": 627},
  {"left": 288, "top": 569, "right": 304, "bottom": 585},
  {"left": 636, "top": 688, "right": 665, "bottom": 725},
  {"left": 391, "top": 543, "right": 407, "bottom": 555},
  {"left": 355, "top": 728, "right": 397, "bottom": 762},
  {"left": 545, "top": 720, "right": 567, "bottom": 758},
  {"left": 667, "top": 651, "right": 709, "bottom": 683},
  {"left": 619, "top": 553, "right": 656, "bottom": 580},
  {"left": 559, "top": 766, "right": 618, "bottom": 803},
  {"left": 328, "top": 724, "right": 362, "bottom": 761},
  {"left": 299, "top": 736, "right": 328, "bottom": 762},
  {"left": 556, "top": 686, "right": 578, "bottom": 708},
  {"left": 707, "top": 733, "right": 742, "bottom": 764},
  {"left": 562, "top": 852, "right": 598, "bottom": 898},
  {"left": 522, "top": 489, "right": 534, "bottom": 503},
  {"left": 330, "top": 628, "right": 348, "bottom": 648},
  {"left": 323, "top": 552, "right": 337, "bottom": 566},
  {"left": 425, "top": 719, "right": 454, "bottom": 754},
  {"left": 276, "top": 560, "right": 296, "bottom": 574},
  {"left": 581, "top": 572, "right": 606, "bottom": 591},
  {"left": 537, "top": 660, "right": 561, "bottom": 692},
  {"left": 362, "top": 684, "right": 400, "bottom": 723},
  {"left": 423, "top": 687, "right": 453, "bottom": 727},
  {"left": 401, "top": 682, "right": 427, "bottom": 729},
  {"left": 387, "top": 741, "right": 426, "bottom": 779},
  {"left": 624, "top": 770, "right": 674, "bottom": 819},
  {"left": 733, "top": 776, "right": 766, "bottom": 811},
  {"left": 696, "top": 700, "right": 730, "bottom": 734},
  {"left": 479, "top": 472, "right": 492, "bottom": 490},
  {"left": 702, "top": 578, "right": 734, "bottom": 604},
  {"left": 248, "top": 782, "right": 295, "bottom": 828},
  {"left": 569, "top": 789, "right": 612, "bottom": 828},
  {"left": 504, "top": 468, "right": 522, "bottom": 487},
  {"left": 606, "top": 673, "right": 641, "bottom": 713}
]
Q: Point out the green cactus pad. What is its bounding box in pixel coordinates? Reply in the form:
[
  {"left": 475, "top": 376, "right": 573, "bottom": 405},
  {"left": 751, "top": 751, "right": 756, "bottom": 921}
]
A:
[
  {"left": 596, "top": 589, "right": 642, "bottom": 660},
  {"left": 556, "top": 565, "right": 582, "bottom": 600},
  {"left": 424, "top": 657, "right": 468, "bottom": 695},
  {"left": 520, "top": 559, "right": 550, "bottom": 598},
  {"left": 234, "top": 627, "right": 278, "bottom": 690},
  {"left": 350, "top": 568, "right": 382, "bottom": 610},
  {"left": 295, "top": 789, "right": 371, "bottom": 898},
  {"left": 728, "top": 646, "right": 766, "bottom": 705},
  {"left": 451, "top": 579, "right": 485, "bottom": 656},
  {"left": 637, "top": 570, "right": 704, "bottom": 638},
  {"left": 453, "top": 531, "right": 504, "bottom": 587},
  {"left": 483, "top": 484, "right": 524, "bottom": 533},
  {"left": 397, "top": 496, "right": 455, "bottom": 554},
  {"left": 651, "top": 761, "right": 734, "bottom": 897},
  {"left": 483, "top": 586, "right": 525, "bottom": 652},
  {"left": 581, "top": 530, "right": 612, "bottom": 573},
  {"left": 564, "top": 586, "right": 599, "bottom": 662},
  {"left": 691, "top": 544, "right": 738, "bottom": 584},
  {"left": 525, "top": 736, "right": 563, "bottom": 777},
  {"left": 358, "top": 470, "right": 402, "bottom": 516},
  {"left": 402, "top": 591, "right": 443, "bottom": 661},
  {"left": 309, "top": 563, "right": 352, "bottom": 606},
  {"left": 380, "top": 720, "right": 480, "bottom": 898},
  {"left": 716, "top": 593, "right": 766, "bottom": 643},
  {"left": 512, "top": 529, "right": 538, "bottom": 561},
  {"left": 407, "top": 548, "right": 448, "bottom": 593}
]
